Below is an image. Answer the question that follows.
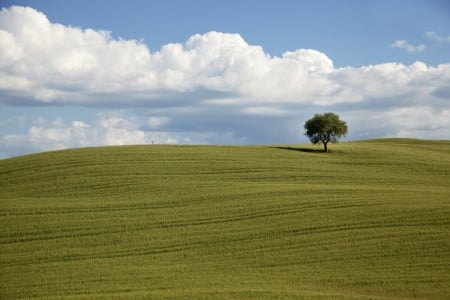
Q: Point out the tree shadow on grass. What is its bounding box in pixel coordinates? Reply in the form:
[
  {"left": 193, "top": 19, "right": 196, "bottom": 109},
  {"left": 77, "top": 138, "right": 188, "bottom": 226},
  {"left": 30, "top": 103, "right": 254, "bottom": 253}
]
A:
[{"left": 271, "top": 146, "right": 326, "bottom": 153}]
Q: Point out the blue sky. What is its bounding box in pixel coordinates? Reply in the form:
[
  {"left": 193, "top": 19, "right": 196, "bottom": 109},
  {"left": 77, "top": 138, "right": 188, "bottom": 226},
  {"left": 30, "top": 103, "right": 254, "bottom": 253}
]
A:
[{"left": 1, "top": 0, "right": 450, "bottom": 157}]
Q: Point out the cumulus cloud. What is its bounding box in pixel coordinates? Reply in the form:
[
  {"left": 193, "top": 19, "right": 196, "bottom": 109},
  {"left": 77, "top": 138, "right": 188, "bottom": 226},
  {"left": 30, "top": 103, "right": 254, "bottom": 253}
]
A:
[
  {"left": 3, "top": 5, "right": 447, "bottom": 109},
  {"left": 1, "top": 6, "right": 450, "bottom": 157},
  {"left": 0, "top": 112, "right": 254, "bottom": 157},
  {"left": 0, "top": 5, "right": 336, "bottom": 107},
  {"left": 0, "top": 113, "right": 180, "bottom": 156},
  {"left": 391, "top": 40, "right": 427, "bottom": 53},
  {"left": 0, "top": 6, "right": 152, "bottom": 103}
]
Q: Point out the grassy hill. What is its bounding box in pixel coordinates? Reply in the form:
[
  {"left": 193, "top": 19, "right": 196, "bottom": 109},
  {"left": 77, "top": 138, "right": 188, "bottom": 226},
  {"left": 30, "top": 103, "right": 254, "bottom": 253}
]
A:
[{"left": 1, "top": 139, "right": 450, "bottom": 299}]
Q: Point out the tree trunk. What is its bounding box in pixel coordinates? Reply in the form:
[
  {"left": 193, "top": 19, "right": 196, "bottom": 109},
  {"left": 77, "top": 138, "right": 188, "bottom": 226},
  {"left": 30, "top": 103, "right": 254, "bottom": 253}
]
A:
[{"left": 323, "top": 142, "right": 328, "bottom": 153}]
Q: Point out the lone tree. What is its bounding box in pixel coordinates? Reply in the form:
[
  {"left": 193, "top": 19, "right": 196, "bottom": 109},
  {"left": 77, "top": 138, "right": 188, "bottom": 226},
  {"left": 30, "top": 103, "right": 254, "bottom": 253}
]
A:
[{"left": 304, "top": 112, "right": 348, "bottom": 152}]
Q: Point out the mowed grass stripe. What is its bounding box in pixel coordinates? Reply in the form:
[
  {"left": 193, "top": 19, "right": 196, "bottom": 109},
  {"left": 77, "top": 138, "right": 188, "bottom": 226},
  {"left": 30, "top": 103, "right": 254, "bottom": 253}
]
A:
[{"left": 1, "top": 139, "right": 450, "bottom": 299}]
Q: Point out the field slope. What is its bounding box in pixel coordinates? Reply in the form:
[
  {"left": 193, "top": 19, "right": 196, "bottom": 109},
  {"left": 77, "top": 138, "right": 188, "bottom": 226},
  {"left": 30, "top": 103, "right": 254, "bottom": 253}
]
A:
[{"left": 1, "top": 139, "right": 450, "bottom": 299}]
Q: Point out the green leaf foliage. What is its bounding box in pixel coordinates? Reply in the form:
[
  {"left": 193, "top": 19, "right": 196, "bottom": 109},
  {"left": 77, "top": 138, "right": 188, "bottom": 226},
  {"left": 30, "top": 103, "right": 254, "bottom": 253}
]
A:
[{"left": 304, "top": 112, "right": 348, "bottom": 152}]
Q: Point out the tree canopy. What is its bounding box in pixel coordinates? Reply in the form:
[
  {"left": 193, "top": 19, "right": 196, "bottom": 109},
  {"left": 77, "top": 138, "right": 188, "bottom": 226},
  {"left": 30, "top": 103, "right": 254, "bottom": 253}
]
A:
[{"left": 304, "top": 112, "right": 348, "bottom": 152}]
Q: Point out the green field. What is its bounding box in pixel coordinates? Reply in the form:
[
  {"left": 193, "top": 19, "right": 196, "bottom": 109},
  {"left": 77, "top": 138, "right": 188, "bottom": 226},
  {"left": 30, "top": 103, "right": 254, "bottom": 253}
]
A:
[{"left": 1, "top": 139, "right": 450, "bottom": 299}]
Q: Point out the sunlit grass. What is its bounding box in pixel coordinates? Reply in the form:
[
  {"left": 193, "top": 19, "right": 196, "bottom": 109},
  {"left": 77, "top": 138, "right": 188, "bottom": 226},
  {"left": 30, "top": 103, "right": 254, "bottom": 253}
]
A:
[{"left": 1, "top": 139, "right": 449, "bottom": 299}]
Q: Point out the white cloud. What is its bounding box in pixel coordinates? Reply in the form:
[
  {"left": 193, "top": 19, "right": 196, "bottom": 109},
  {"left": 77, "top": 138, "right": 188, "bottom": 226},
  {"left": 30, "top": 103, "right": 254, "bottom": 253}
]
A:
[
  {"left": 385, "top": 107, "right": 450, "bottom": 139},
  {"left": 391, "top": 40, "right": 427, "bottom": 53},
  {"left": 0, "top": 113, "right": 181, "bottom": 156},
  {"left": 1, "top": 6, "right": 450, "bottom": 157},
  {"left": 0, "top": 112, "right": 253, "bottom": 157},
  {"left": 331, "top": 61, "right": 444, "bottom": 103},
  {"left": 0, "top": 6, "right": 151, "bottom": 102},
  {"left": 147, "top": 116, "right": 170, "bottom": 129},
  {"left": 2, "top": 6, "right": 447, "bottom": 109},
  {"left": 424, "top": 31, "right": 450, "bottom": 43},
  {"left": 242, "top": 106, "right": 289, "bottom": 116}
]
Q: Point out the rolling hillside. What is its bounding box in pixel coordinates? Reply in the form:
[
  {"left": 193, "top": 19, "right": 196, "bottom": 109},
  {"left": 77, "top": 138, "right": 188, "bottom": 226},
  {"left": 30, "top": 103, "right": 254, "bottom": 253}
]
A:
[{"left": 1, "top": 139, "right": 450, "bottom": 299}]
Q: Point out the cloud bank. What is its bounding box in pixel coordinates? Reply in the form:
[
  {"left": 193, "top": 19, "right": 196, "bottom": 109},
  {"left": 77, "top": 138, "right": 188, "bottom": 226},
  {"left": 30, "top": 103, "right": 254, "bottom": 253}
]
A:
[{"left": 1, "top": 6, "right": 450, "bottom": 156}]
